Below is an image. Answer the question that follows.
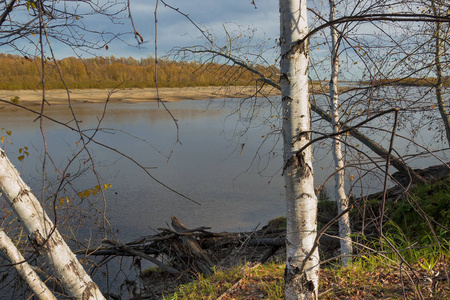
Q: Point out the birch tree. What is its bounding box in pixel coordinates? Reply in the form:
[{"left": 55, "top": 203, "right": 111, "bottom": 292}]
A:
[
  {"left": 0, "top": 229, "right": 57, "bottom": 300},
  {"left": 430, "top": 0, "right": 450, "bottom": 146},
  {"left": 328, "top": 0, "right": 353, "bottom": 267},
  {"left": 280, "top": 0, "right": 319, "bottom": 298},
  {"left": 0, "top": 149, "right": 105, "bottom": 300}
]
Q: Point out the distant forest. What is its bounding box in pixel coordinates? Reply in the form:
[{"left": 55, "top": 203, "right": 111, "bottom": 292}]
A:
[{"left": 0, "top": 54, "right": 278, "bottom": 90}]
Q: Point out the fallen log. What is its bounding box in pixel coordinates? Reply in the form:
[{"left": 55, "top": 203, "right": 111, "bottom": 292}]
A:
[
  {"left": 83, "top": 216, "right": 342, "bottom": 274},
  {"left": 102, "top": 239, "right": 181, "bottom": 275},
  {"left": 171, "top": 216, "right": 214, "bottom": 276}
]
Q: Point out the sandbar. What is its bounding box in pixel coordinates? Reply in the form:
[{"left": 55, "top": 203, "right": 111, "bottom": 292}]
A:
[{"left": 0, "top": 86, "right": 280, "bottom": 111}]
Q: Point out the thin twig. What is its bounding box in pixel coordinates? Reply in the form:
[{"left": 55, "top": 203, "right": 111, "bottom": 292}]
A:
[{"left": 379, "top": 108, "right": 399, "bottom": 237}]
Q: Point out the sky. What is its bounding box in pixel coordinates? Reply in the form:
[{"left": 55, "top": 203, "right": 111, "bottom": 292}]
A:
[
  {"left": 121, "top": 0, "right": 280, "bottom": 60},
  {"left": 1, "top": 0, "right": 433, "bottom": 81},
  {"left": 0, "top": 0, "right": 280, "bottom": 61}
]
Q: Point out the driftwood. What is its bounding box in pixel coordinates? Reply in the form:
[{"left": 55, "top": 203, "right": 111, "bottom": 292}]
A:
[
  {"left": 101, "top": 239, "right": 181, "bottom": 275},
  {"left": 81, "top": 216, "right": 342, "bottom": 281},
  {"left": 170, "top": 216, "right": 214, "bottom": 276}
]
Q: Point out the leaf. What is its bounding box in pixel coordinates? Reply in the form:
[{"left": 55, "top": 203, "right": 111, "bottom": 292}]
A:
[
  {"left": 10, "top": 96, "right": 19, "bottom": 104},
  {"left": 135, "top": 30, "right": 144, "bottom": 43},
  {"left": 19, "top": 148, "right": 22, "bottom": 154},
  {"left": 91, "top": 189, "right": 98, "bottom": 196},
  {"left": 83, "top": 190, "right": 91, "bottom": 198},
  {"left": 0, "top": 136, "right": 4, "bottom": 143},
  {"left": 6, "top": 131, "right": 11, "bottom": 136},
  {"left": 77, "top": 192, "right": 84, "bottom": 199},
  {"left": 60, "top": 198, "right": 64, "bottom": 205},
  {"left": 17, "top": 155, "right": 24, "bottom": 162},
  {"left": 95, "top": 185, "right": 101, "bottom": 191}
]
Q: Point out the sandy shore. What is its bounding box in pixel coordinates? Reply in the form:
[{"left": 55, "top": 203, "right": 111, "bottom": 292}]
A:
[{"left": 0, "top": 86, "right": 280, "bottom": 110}]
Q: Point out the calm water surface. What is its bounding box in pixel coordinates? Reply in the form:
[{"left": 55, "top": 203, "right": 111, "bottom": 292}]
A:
[
  {"left": 1, "top": 92, "right": 448, "bottom": 242},
  {"left": 1, "top": 99, "right": 289, "bottom": 240},
  {"left": 2, "top": 92, "right": 449, "bottom": 296}
]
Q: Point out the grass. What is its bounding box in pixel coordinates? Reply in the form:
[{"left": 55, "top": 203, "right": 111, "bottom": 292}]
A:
[
  {"left": 162, "top": 250, "right": 449, "bottom": 299},
  {"left": 388, "top": 177, "right": 450, "bottom": 243},
  {"left": 162, "top": 177, "right": 450, "bottom": 299},
  {"left": 162, "top": 262, "right": 285, "bottom": 300}
]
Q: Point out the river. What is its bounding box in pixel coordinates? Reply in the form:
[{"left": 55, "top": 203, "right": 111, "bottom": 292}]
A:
[
  {"left": 1, "top": 91, "right": 449, "bottom": 297},
  {"left": 1, "top": 98, "right": 289, "bottom": 240},
  {"left": 1, "top": 93, "right": 448, "bottom": 240}
]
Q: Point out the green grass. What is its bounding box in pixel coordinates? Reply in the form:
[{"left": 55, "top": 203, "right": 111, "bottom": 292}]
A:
[
  {"left": 387, "top": 176, "right": 450, "bottom": 244},
  {"left": 162, "top": 249, "right": 449, "bottom": 299},
  {"left": 162, "top": 177, "right": 450, "bottom": 299},
  {"left": 162, "top": 263, "right": 285, "bottom": 300}
]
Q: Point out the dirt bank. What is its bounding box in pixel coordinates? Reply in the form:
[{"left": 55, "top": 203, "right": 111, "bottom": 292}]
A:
[{"left": 0, "top": 86, "right": 280, "bottom": 110}]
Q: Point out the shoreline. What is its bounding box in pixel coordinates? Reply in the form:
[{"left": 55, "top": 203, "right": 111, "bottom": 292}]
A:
[{"left": 0, "top": 86, "right": 280, "bottom": 110}]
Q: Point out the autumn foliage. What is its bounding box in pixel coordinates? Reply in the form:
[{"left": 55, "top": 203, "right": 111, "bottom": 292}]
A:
[{"left": 0, "top": 53, "right": 277, "bottom": 90}]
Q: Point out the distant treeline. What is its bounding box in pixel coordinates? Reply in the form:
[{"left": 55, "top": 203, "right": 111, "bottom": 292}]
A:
[
  {"left": 366, "top": 77, "right": 449, "bottom": 87},
  {"left": 0, "top": 54, "right": 278, "bottom": 90}
]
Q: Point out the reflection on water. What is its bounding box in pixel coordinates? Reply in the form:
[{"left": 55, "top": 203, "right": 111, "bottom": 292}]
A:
[
  {"left": 1, "top": 99, "right": 287, "bottom": 240},
  {"left": 1, "top": 92, "right": 448, "bottom": 242},
  {"left": 2, "top": 92, "right": 449, "bottom": 296}
]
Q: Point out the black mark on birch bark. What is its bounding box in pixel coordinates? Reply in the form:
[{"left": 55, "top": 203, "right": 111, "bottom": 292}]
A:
[
  {"left": 280, "top": 73, "right": 290, "bottom": 85},
  {"left": 82, "top": 282, "right": 97, "bottom": 299},
  {"left": 19, "top": 189, "right": 30, "bottom": 197},
  {"left": 282, "top": 95, "right": 292, "bottom": 103},
  {"left": 68, "top": 260, "right": 82, "bottom": 279},
  {"left": 292, "top": 37, "right": 309, "bottom": 58},
  {"left": 283, "top": 151, "right": 312, "bottom": 178},
  {"left": 29, "top": 229, "right": 45, "bottom": 253}
]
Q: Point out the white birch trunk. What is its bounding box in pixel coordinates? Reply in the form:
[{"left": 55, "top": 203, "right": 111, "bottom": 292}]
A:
[
  {"left": 0, "top": 149, "right": 105, "bottom": 300},
  {"left": 431, "top": 0, "right": 450, "bottom": 146},
  {"left": 329, "top": 0, "right": 352, "bottom": 267},
  {"left": 0, "top": 229, "right": 57, "bottom": 300},
  {"left": 280, "top": 0, "right": 319, "bottom": 298}
]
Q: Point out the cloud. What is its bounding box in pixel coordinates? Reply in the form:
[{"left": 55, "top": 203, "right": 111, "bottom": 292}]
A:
[
  {"left": 127, "top": 0, "right": 279, "bottom": 57},
  {"left": 0, "top": 0, "right": 280, "bottom": 61}
]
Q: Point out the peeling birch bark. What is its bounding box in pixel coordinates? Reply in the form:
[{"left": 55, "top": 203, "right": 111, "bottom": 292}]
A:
[
  {"left": 0, "top": 149, "right": 105, "bottom": 300},
  {"left": 280, "top": 0, "right": 319, "bottom": 298}
]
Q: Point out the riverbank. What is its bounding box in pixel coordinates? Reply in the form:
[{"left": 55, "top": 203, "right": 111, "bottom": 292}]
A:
[{"left": 0, "top": 86, "right": 280, "bottom": 110}]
